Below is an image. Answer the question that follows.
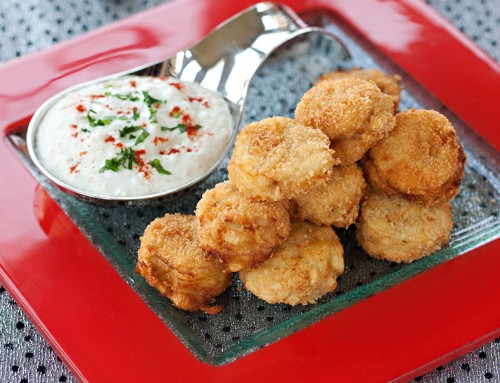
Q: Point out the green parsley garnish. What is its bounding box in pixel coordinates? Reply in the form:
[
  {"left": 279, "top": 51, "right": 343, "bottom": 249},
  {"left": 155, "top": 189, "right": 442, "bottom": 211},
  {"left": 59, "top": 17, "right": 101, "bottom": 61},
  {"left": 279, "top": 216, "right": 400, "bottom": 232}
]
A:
[
  {"left": 87, "top": 109, "right": 112, "bottom": 127},
  {"left": 132, "top": 108, "right": 140, "bottom": 121},
  {"left": 150, "top": 158, "right": 172, "bottom": 175},
  {"left": 104, "top": 91, "right": 140, "bottom": 102},
  {"left": 142, "top": 91, "right": 165, "bottom": 106},
  {"left": 99, "top": 148, "right": 138, "bottom": 173},
  {"left": 134, "top": 129, "right": 150, "bottom": 145},
  {"left": 87, "top": 109, "right": 127, "bottom": 127},
  {"left": 142, "top": 90, "right": 165, "bottom": 123},
  {"left": 99, "top": 157, "right": 121, "bottom": 173},
  {"left": 161, "top": 123, "right": 201, "bottom": 134},
  {"left": 119, "top": 126, "right": 143, "bottom": 137},
  {"left": 119, "top": 125, "right": 149, "bottom": 145},
  {"left": 161, "top": 124, "right": 187, "bottom": 133}
]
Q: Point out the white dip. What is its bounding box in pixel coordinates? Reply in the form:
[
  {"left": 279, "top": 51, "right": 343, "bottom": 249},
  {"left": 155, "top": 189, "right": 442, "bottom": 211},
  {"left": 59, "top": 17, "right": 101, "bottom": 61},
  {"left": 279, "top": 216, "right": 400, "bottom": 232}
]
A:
[{"left": 35, "top": 75, "right": 233, "bottom": 198}]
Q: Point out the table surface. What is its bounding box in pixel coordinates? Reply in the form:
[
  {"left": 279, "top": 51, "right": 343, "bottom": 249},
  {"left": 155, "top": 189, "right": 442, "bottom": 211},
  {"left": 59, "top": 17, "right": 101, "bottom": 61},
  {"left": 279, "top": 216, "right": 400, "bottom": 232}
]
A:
[{"left": 0, "top": 0, "right": 498, "bottom": 382}]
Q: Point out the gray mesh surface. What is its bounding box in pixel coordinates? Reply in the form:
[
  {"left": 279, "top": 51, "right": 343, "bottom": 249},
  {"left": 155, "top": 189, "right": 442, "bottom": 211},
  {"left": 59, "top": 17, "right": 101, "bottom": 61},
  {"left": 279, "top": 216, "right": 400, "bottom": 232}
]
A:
[{"left": 1, "top": 0, "right": 499, "bottom": 382}]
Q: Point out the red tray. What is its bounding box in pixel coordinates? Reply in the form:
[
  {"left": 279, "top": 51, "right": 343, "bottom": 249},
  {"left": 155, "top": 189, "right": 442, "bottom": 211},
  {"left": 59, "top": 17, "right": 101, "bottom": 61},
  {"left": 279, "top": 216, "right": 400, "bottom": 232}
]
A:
[{"left": 1, "top": 0, "right": 499, "bottom": 382}]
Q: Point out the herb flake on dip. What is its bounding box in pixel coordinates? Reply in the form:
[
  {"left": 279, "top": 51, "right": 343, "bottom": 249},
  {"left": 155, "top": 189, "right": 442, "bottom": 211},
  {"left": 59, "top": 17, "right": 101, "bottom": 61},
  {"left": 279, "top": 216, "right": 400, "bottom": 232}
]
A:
[{"left": 35, "top": 75, "right": 233, "bottom": 197}]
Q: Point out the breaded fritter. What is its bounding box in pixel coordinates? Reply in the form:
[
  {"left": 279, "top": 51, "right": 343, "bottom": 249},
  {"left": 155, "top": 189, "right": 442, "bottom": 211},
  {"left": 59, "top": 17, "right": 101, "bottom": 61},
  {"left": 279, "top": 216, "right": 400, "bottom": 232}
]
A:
[
  {"left": 295, "top": 77, "right": 396, "bottom": 164},
  {"left": 292, "top": 164, "right": 367, "bottom": 227},
  {"left": 196, "top": 181, "right": 291, "bottom": 272},
  {"left": 136, "top": 214, "right": 232, "bottom": 313},
  {"left": 227, "top": 116, "right": 338, "bottom": 201},
  {"left": 240, "top": 221, "right": 344, "bottom": 306},
  {"left": 316, "top": 68, "right": 402, "bottom": 110},
  {"left": 356, "top": 191, "right": 453, "bottom": 263},
  {"left": 364, "top": 109, "right": 466, "bottom": 206}
]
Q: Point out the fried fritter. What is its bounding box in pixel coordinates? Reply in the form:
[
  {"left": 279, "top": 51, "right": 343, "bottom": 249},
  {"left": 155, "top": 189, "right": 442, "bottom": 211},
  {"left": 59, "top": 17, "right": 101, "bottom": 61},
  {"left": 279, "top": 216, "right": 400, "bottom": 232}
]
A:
[
  {"left": 136, "top": 214, "right": 232, "bottom": 313},
  {"left": 356, "top": 191, "right": 453, "bottom": 263},
  {"left": 196, "top": 180, "right": 291, "bottom": 272},
  {"left": 363, "top": 109, "right": 466, "bottom": 206},
  {"left": 292, "top": 164, "right": 367, "bottom": 227},
  {"left": 240, "top": 221, "right": 344, "bottom": 306},
  {"left": 316, "top": 68, "right": 402, "bottom": 110},
  {"left": 295, "top": 77, "right": 396, "bottom": 164},
  {"left": 227, "top": 116, "right": 338, "bottom": 201}
]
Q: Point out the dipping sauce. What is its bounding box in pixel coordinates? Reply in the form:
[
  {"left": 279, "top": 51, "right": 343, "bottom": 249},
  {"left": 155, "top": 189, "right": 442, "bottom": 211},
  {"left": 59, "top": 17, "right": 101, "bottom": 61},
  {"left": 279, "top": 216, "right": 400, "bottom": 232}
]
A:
[{"left": 35, "top": 75, "right": 233, "bottom": 197}]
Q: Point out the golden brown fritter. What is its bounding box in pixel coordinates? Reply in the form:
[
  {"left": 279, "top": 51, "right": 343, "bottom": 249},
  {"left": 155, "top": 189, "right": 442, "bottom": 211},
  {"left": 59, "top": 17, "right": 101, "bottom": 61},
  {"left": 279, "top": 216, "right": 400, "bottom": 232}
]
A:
[
  {"left": 316, "top": 68, "right": 402, "bottom": 110},
  {"left": 195, "top": 180, "right": 291, "bottom": 272},
  {"left": 363, "top": 109, "right": 466, "bottom": 206},
  {"left": 292, "top": 164, "right": 367, "bottom": 228},
  {"left": 136, "top": 214, "right": 232, "bottom": 313},
  {"left": 295, "top": 77, "right": 396, "bottom": 164},
  {"left": 227, "top": 116, "right": 338, "bottom": 201},
  {"left": 240, "top": 221, "right": 344, "bottom": 306},
  {"left": 356, "top": 191, "right": 453, "bottom": 263}
]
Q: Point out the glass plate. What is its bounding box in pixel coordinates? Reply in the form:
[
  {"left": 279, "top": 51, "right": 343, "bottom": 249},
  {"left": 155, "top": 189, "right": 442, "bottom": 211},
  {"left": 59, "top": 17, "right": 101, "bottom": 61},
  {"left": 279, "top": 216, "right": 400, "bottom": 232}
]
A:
[{"left": 7, "top": 11, "right": 500, "bottom": 365}]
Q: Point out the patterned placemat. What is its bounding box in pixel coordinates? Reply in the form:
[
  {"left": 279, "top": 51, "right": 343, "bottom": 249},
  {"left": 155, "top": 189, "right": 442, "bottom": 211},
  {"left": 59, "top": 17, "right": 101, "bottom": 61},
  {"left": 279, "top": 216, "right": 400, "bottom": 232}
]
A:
[{"left": 0, "top": 0, "right": 498, "bottom": 382}]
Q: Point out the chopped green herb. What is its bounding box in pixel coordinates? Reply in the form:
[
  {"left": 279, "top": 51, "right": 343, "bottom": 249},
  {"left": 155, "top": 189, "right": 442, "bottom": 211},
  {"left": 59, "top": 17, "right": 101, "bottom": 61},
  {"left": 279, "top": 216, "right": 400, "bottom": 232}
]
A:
[
  {"left": 161, "top": 124, "right": 187, "bottom": 133},
  {"left": 99, "top": 157, "right": 121, "bottom": 173},
  {"left": 132, "top": 108, "right": 140, "bottom": 121},
  {"left": 161, "top": 124, "right": 201, "bottom": 134},
  {"left": 118, "top": 125, "right": 149, "bottom": 145},
  {"left": 123, "top": 147, "right": 137, "bottom": 169},
  {"left": 87, "top": 109, "right": 127, "bottom": 127},
  {"left": 99, "top": 148, "right": 138, "bottom": 173},
  {"left": 142, "top": 91, "right": 165, "bottom": 123},
  {"left": 134, "top": 129, "right": 150, "bottom": 145},
  {"left": 142, "top": 91, "right": 165, "bottom": 107},
  {"left": 87, "top": 109, "right": 110, "bottom": 127},
  {"left": 148, "top": 107, "right": 158, "bottom": 123},
  {"left": 119, "top": 126, "right": 143, "bottom": 137},
  {"left": 104, "top": 91, "right": 140, "bottom": 102},
  {"left": 82, "top": 128, "right": 90, "bottom": 133},
  {"left": 150, "top": 158, "right": 172, "bottom": 175}
]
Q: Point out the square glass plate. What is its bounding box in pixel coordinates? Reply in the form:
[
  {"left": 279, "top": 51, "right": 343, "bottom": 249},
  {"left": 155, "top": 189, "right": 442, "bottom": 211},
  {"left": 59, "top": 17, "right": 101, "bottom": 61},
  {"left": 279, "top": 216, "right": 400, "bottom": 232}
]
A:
[{"left": 7, "top": 11, "right": 500, "bottom": 365}]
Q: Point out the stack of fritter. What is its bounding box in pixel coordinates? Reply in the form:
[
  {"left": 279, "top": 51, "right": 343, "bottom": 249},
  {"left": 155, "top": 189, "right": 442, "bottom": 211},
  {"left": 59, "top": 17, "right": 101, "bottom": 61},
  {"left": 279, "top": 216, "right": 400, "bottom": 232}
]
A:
[{"left": 136, "top": 68, "right": 465, "bottom": 313}]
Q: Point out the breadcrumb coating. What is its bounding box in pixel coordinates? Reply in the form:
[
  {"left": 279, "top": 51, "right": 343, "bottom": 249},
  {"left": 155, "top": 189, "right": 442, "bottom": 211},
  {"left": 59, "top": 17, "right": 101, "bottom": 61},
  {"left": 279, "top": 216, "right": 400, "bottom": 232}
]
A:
[
  {"left": 364, "top": 109, "right": 465, "bottom": 206},
  {"left": 196, "top": 181, "right": 291, "bottom": 272},
  {"left": 316, "top": 67, "right": 402, "bottom": 110},
  {"left": 356, "top": 191, "right": 453, "bottom": 263},
  {"left": 295, "top": 77, "right": 396, "bottom": 164},
  {"left": 228, "top": 116, "right": 338, "bottom": 201},
  {"left": 136, "top": 214, "right": 232, "bottom": 313},
  {"left": 240, "top": 221, "right": 344, "bottom": 306},
  {"left": 292, "top": 164, "right": 367, "bottom": 227}
]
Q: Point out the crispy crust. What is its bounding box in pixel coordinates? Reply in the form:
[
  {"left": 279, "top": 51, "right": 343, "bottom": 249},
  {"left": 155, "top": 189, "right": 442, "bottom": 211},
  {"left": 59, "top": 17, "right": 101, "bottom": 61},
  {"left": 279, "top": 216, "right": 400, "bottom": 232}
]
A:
[
  {"left": 316, "top": 67, "right": 402, "bottom": 111},
  {"left": 228, "top": 116, "right": 338, "bottom": 201},
  {"left": 292, "top": 164, "right": 367, "bottom": 227},
  {"left": 240, "top": 221, "right": 344, "bottom": 306},
  {"left": 136, "top": 214, "right": 232, "bottom": 313},
  {"left": 195, "top": 180, "right": 291, "bottom": 272},
  {"left": 295, "top": 77, "right": 396, "bottom": 164},
  {"left": 356, "top": 191, "right": 453, "bottom": 263},
  {"left": 364, "top": 109, "right": 466, "bottom": 206}
]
